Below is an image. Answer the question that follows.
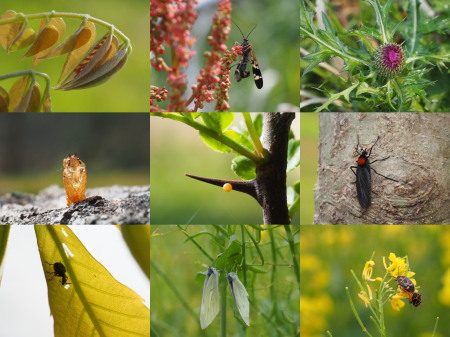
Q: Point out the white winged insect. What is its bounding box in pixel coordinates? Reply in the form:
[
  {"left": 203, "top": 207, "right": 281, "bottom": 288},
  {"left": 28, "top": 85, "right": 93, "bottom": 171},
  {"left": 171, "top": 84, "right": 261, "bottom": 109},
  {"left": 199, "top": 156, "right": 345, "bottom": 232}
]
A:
[
  {"left": 200, "top": 266, "right": 220, "bottom": 329},
  {"left": 227, "top": 272, "right": 250, "bottom": 326}
]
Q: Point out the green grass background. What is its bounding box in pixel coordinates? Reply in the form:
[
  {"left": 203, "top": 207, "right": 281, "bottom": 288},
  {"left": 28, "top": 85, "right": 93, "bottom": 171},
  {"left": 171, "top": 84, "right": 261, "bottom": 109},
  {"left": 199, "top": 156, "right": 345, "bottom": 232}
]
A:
[{"left": 151, "top": 225, "right": 300, "bottom": 337}]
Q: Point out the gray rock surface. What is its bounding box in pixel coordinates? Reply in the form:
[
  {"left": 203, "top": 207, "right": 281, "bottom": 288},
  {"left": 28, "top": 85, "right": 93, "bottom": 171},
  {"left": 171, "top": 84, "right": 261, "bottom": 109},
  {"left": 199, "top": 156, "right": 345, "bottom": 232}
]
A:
[{"left": 0, "top": 185, "right": 149, "bottom": 225}]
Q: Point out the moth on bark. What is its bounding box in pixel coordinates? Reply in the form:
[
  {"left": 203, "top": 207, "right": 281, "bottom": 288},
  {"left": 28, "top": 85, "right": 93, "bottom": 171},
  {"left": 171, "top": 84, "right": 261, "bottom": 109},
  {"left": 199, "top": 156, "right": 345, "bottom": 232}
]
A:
[{"left": 63, "top": 153, "right": 87, "bottom": 206}]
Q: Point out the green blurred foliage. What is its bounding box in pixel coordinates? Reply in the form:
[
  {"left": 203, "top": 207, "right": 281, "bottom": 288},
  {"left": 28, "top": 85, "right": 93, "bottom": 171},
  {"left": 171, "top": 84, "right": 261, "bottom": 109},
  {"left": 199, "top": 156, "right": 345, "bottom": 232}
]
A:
[
  {"left": 151, "top": 225, "right": 300, "bottom": 337},
  {"left": 300, "top": 225, "right": 450, "bottom": 337},
  {"left": 0, "top": 0, "right": 148, "bottom": 112},
  {"left": 300, "top": 113, "right": 318, "bottom": 225},
  {"left": 151, "top": 0, "right": 299, "bottom": 112},
  {"left": 150, "top": 113, "right": 299, "bottom": 224},
  {"left": 0, "top": 114, "right": 149, "bottom": 194}
]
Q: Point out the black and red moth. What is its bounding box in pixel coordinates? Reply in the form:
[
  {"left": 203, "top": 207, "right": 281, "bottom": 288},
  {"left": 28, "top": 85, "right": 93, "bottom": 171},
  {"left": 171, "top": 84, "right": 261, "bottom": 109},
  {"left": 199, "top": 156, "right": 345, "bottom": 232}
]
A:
[
  {"left": 350, "top": 136, "right": 398, "bottom": 209},
  {"left": 233, "top": 23, "right": 263, "bottom": 89}
]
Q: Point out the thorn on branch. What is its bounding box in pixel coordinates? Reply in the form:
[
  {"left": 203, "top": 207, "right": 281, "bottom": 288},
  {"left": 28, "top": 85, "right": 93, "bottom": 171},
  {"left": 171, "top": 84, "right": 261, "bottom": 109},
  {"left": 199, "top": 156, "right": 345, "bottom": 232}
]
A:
[{"left": 185, "top": 173, "right": 259, "bottom": 204}]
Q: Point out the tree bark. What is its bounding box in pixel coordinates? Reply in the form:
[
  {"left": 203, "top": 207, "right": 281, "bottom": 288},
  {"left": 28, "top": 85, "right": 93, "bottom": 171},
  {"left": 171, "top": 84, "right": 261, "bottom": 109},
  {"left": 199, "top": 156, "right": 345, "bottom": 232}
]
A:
[{"left": 314, "top": 113, "right": 450, "bottom": 224}]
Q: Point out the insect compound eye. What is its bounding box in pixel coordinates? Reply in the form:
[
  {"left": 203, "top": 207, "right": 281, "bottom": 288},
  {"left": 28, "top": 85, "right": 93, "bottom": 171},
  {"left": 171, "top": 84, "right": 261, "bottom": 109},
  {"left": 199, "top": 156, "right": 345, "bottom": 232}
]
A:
[{"left": 223, "top": 183, "right": 233, "bottom": 192}]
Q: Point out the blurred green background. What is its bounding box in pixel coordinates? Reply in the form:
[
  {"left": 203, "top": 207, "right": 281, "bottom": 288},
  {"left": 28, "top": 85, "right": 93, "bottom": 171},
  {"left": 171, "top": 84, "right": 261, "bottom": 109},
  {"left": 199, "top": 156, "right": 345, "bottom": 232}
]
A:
[
  {"left": 300, "top": 225, "right": 450, "bottom": 337},
  {"left": 0, "top": 113, "right": 149, "bottom": 195},
  {"left": 300, "top": 113, "right": 318, "bottom": 225},
  {"left": 151, "top": 0, "right": 299, "bottom": 112},
  {"left": 150, "top": 225, "right": 300, "bottom": 337},
  {"left": 0, "top": 0, "right": 148, "bottom": 112},
  {"left": 150, "top": 113, "right": 299, "bottom": 224}
]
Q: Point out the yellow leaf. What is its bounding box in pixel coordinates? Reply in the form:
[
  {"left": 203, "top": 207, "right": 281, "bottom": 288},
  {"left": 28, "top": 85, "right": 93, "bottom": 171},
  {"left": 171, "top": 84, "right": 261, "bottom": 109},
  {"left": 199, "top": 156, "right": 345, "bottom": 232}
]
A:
[
  {"left": 56, "top": 21, "right": 97, "bottom": 82},
  {"left": 9, "top": 27, "right": 36, "bottom": 51},
  {"left": 0, "top": 10, "right": 23, "bottom": 51},
  {"left": 56, "top": 36, "right": 129, "bottom": 90},
  {"left": 26, "top": 84, "right": 41, "bottom": 112},
  {"left": 0, "top": 86, "right": 9, "bottom": 112},
  {"left": 23, "top": 17, "right": 66, "bottom": 67},
  {"left": 55, "top": 33, "right": 112, "bottom": 90},
  {"left": 13, "top": 81, "right": 40, "bottom": 112},
  {"left": 41, "top": 20, "right": 96, "bottom": 59},
  {"left": 8, "top": 76, "right": 32, "bottom": 112},
  {"left": 35, "top": 225, "right": 150, "bottom": 337},
  {"left": 40, "top": 87, "right": 52, "bottom": 112}
]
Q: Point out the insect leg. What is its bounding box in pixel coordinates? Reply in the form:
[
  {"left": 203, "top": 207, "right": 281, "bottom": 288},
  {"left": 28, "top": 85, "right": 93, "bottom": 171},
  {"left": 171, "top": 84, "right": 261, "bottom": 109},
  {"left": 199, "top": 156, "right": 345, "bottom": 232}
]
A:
[{"left": 370, "top": 167, "right": 399, "bottom": 182}]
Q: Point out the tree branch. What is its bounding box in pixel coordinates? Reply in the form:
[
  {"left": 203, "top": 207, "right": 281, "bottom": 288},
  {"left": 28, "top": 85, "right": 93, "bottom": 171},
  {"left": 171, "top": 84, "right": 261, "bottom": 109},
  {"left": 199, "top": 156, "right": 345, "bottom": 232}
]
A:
[{"left": 186, "top": 112, "right": 295, "bottom": 224}]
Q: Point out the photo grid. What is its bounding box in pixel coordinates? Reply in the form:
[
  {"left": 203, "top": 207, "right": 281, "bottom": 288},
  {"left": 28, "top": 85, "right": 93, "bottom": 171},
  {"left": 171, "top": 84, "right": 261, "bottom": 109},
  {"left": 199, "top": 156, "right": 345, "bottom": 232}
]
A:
[{"left": 1, "top": 0, "right": 450, "bottom": 336}]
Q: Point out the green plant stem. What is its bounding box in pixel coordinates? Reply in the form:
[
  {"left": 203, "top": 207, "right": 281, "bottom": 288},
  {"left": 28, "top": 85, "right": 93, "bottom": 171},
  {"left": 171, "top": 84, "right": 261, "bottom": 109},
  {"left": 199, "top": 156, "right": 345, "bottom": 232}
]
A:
[
  {"left": 391, "top": 79, "right": 403, "bottom": 112},
  {"left": 176, "top": 225, "right": 214, "bottom": 262},
  {"left": 0, "top": 69, "right": 50, "bottom": 83},
  {"left": 367, "top": 0, "right": 388, "bottom": 44},
  {"left": 345, "top": 287, "right": 373, "bottom": 337},
  {"left": 288, "top": 195, "right": 300, "bottom": 218},
  {"left": 0, "top": 11, "right": 131, "bottom": 50},
  {"left": 150, "top": 261, "right": 198, "bottom": 320},
  {"left": 242, "top": 113, "right": 264, "bottom": 157},
  {"left": 432, "top": 317, "right": 439, "bottom": 337},
  {"left": 220, "top": 275, "right": 227, "bottom": 337},
  {"left": 284, "top": 225, "right": 299, "bottom": 285},
  {"left": 300, "top": 27, "right": 371, "bottom": 67},
  {"left": 152, "top": 113, "right": 263, "bottom": 163}
]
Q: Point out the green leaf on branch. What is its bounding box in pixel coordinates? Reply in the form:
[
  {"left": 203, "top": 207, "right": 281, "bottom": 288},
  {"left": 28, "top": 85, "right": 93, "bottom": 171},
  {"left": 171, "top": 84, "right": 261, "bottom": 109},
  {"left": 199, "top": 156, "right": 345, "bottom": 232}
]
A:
[{"left": 231, "top": 156, "right": 256, "bottom": 180}]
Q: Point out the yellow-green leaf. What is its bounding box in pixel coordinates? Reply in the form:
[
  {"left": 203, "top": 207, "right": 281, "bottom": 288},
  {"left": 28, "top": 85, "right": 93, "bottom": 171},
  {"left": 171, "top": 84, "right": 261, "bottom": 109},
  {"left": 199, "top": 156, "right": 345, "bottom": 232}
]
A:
[
  {"left": 23, "top": 17, "right": 66, "bottom": 66},
  {"left": 55, "top": 33, "right": 112, "bottom": 89},
  {"left": 49, "top": 21, "right": 97, "bottom": 82},
  {"left": 35, "top": 225, "right": 150, "bottom": 337},
  {"left": 0, "top": 86, "right": 9, "bottom": 112},
  {"left": 40, "top": 86, "right": 52, "bottom": 112},
  {"left": 26, "top": 84, "right": 41, "bottom": 112},
  {"left": 9, "top": 27, "right": 36, "bottom": 51},
  {"left": 13, "top": 81, "right": 40, "bottom": 112},
  {"left": 0, "top": 10, "right": 23, "bottom": 51},
  {"left": 42, "top": 20, "right": 96, "bottom": 59},
  {"left": 0, "top": 226, "right": 11, "bottom": 285},
  {"left": 62, "top": 45, "right": 128, "bottom": 90},
  {"left": 120, "top": 225, "right": 150, "bottom": 279},
  {"left": 8, "top": 76, "right": 32, "bottom": 112}
]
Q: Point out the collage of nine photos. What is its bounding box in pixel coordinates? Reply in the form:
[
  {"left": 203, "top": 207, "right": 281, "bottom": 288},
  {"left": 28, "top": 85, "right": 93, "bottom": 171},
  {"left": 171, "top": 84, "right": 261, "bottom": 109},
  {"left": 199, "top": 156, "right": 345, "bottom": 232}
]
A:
[{"left": 0, "top": 0, "right": 449, "bottom": 336}]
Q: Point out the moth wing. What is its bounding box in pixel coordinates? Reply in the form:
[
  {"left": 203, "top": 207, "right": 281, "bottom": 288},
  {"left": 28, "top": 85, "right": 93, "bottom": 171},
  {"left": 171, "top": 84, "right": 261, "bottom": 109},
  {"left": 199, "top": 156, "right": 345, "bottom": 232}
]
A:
[
  {"left": 200, "top": 266, "right": 220, "bottom": 329},
  {"left": 227, "top": 272, "right": 250, "bottom": 326},
  {"left": 250, "top": 50, "right": 263, "bottom": 89}
]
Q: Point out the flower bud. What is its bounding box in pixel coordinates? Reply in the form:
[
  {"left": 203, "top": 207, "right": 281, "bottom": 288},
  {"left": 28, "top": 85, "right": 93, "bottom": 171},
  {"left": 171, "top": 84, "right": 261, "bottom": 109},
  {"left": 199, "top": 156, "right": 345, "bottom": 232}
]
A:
[{"left": 374, "top": 43, "right": 405, "bottom": 78}]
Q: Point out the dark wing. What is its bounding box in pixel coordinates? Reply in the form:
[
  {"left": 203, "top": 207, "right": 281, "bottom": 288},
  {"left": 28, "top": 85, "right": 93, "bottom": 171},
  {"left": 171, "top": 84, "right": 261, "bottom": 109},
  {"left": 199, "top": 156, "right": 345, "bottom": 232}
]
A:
[
  {"left": 250, "top": 49, "right": 263, "bottom": 89},
  {"left": 356, "top": 167, "right": 371, "bottom": 208}
]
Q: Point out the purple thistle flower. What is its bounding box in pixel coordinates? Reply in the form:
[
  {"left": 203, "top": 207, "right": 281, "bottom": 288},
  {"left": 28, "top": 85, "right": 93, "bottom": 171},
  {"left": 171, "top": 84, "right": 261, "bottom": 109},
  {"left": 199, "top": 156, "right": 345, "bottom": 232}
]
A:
[{"left": 374, "top": 43, "right": 406, "bottom": 78}]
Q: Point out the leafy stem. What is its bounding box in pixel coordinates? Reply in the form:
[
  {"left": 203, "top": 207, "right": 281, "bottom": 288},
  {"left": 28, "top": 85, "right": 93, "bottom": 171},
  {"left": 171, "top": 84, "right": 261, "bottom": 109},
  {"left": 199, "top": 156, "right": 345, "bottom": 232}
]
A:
[
  {"left": 0, "top": 11, "right": 131, "bottom": 50},
  {"left": 300, "top": 27, "right": 371, "bottom": 67},
  {"left": 242, "top": 112, "right": 264, "bottom": 157},
  {"left": 364, "top": 0, "right": 388, "bottom": 44},
  {"left": 151, "top": 113, "right": 264, "bottom": 164}
]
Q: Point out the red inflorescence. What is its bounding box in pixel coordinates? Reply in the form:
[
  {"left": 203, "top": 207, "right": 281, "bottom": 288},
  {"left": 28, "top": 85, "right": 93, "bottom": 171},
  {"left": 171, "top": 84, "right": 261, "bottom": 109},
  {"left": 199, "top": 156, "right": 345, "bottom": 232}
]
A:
[{"left": 374, "top": 43, "right": 406, "bottom": 78}]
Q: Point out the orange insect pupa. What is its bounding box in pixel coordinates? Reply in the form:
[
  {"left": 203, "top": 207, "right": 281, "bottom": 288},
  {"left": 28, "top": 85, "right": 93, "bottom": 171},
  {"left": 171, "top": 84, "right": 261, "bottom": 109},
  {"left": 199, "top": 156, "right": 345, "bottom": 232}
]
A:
[
  {"left": 223, "top": 183, "right": 232, "bottom": 192},
  {"left": 63, "top": 153, "right": 87, "bottom": 206}
]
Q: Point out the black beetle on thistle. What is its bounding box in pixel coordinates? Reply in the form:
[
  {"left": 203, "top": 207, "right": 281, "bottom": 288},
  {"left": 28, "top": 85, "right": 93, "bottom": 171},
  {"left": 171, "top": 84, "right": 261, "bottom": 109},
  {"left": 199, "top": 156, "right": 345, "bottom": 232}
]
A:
[{"left": 350, "top": 136, "right": 398, "bottom": 209}]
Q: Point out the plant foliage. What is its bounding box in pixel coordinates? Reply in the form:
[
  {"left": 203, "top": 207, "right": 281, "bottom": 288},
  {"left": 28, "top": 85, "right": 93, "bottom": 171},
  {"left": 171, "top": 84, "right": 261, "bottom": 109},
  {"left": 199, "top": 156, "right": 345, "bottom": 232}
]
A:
[
  {"left": 300, "top": 0, "right": 450, "bottom": 112},
  {"left": 0, "top": 11, "right": 132, "bottom": 112}
]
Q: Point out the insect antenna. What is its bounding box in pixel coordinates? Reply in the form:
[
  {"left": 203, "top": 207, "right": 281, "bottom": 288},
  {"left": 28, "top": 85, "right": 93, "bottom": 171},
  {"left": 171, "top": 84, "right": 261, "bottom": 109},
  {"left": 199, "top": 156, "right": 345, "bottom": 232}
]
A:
[{"left": 232, "top": 20, "right": 257, "bottom": 39}]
